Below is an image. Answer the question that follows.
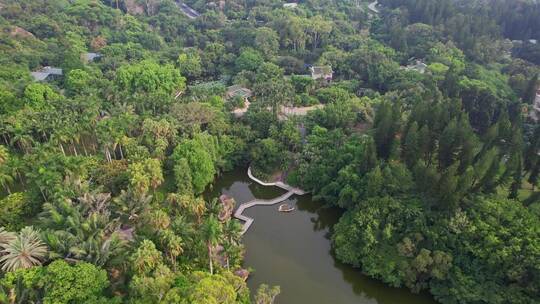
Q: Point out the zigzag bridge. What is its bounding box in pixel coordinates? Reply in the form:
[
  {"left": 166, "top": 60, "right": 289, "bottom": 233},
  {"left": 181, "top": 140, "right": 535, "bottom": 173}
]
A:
[{"left": 233, "top": 167, "right": 307, "bottom": 235}]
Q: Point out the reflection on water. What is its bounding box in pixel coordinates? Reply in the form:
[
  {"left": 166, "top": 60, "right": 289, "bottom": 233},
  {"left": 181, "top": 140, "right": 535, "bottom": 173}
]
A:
[{"left": 205, "top": 169, "right": 437, "bottom": 304}]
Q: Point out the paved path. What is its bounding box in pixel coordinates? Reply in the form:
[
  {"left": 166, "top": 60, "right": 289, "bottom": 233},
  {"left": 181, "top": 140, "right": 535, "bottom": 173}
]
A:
[
  {"left": 176, "top": 1, "right": 200, "bottom": 19},
  {"left": 234, "top": 167, "right": 307, "bottom": 235},
  {"left": 232, "top": 101, "right": 250, "bottom": 118}
]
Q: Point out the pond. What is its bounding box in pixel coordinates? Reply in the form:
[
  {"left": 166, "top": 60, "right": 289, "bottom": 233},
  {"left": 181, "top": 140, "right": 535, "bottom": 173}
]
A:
[{"left": 205, "top": 168, "right": 437, "bottom": 304}]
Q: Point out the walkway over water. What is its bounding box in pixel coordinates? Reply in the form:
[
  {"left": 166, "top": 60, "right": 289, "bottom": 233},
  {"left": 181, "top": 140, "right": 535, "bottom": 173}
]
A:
[
  {"left": 234, "top": 168, "right": 307, "bottom": 235},
  {"left": 247, "top": 167, "right": 306, "bottom": 195}
]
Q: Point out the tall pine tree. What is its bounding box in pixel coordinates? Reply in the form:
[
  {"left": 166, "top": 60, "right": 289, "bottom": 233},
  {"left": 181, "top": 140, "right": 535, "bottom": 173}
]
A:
[
  {"left": 403, "top": 122, "right": 420, "bottom": 168},
  {"left": 374, "top": 101, "right": 401, "bottom": 159},
  {"left": 438, "top": 119, "right": 458, "bottom": 169},
  {"left": 359, "top": 137, "right": 378, "bottom": 174}
]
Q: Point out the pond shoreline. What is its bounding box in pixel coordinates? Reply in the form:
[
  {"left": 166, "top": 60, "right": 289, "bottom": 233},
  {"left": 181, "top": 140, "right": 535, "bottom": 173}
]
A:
[{"left": 205, "top": 168, "right": 437, "bottom": 304}]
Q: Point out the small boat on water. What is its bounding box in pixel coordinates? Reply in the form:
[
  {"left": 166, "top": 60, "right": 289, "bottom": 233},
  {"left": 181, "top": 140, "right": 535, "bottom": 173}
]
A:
[{"left": 278, "top": 203, "right": 295, "bottom": 212}]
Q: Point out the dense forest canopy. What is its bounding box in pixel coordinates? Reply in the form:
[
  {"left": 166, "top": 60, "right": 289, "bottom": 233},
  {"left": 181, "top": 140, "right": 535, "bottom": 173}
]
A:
[{"left": 0, "top": 0, "right": 538, "bottom": 303}]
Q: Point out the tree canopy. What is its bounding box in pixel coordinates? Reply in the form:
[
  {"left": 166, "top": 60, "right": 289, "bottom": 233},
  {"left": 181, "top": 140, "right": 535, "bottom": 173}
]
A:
[{"left": 0, "top": 0, "right": 538, "bottom": 303}]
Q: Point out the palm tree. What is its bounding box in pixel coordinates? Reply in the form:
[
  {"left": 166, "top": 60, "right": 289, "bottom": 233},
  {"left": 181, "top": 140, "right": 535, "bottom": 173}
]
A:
[
  {"left": 0, "top": 145, "right": 8, "bottom": 166},
  {"left": 113, "top": 189, "right": 152, "bottom": 225},
  {"left": 191, "top": 198, "right": 207, "bottom": 225},
  {"left": 70, "top": 129, "right": 81, "bottom": 157},
  {"left": 49, "top": 130, "right": 69, "bottom": 157},
  {"left": 35, "top": 112, "right": 52, "bottom": 142},
  {"left": 0, "top": 123, "right": 11, "bottom": 146},
  {"left": 255, "top": 284, "right": 281, "bottom": 304},
  {"left": 174, "top": 196, "right": 207, "bottom": 224},
  {"left": 160, "top": 230, "right": 183, "bottom": 270},
  {"left": 221, "top": 241, "right": 239, "bottom": 270},
  {"left": 144, "top": 158, "right": 164, "bottom": 190},
  {"left": 0, "top": 227, "right": 48, "bottom": 272},
  {"left": 206, "top": 198, "right": 222, "bottom": 216},
  {"left": 171, "top": 215, "right": 195, "bottom": 247},
  {"left": 9, "top": 133, "right": 33, "bottom": 154},
  {"left": 72, "top": 233, "right": 126, "bottom": 267},
  {"left": 96, "top": 123, "right": 114, "bottom": 162},
  {"left": 222, "top": 220, "right": 243, "bottom": 269},
  {"left": 78, "top": 191, "right": 112, "bottom": 215},
  {"left": 0, "top": 168, "right": 13, "bottom": 194},
  {"left": 7, "top": 155, "right": 25, "bottom": 185},
  {"left": 149, "top": 210, "right": 171, "bottom": 231},
  {"left": 130, "top": 240, "right": 162, "bottom": 274},
  {"left": 224, "top": 220, "right": 242, "bottom": 241},
  {"left": 201, "top": 215, "right": 222, "bottom": 274}
]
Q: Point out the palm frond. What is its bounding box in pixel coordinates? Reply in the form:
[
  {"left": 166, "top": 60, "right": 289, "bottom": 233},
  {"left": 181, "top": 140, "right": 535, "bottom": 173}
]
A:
[{"left": 0, "top": 227, "right": 16, "bottom": 248}]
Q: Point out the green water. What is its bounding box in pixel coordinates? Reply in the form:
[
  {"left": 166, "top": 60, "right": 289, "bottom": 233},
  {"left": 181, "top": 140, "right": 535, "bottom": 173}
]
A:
[{"left": 206, "top": 169, "right": 437, "bottom": 304}]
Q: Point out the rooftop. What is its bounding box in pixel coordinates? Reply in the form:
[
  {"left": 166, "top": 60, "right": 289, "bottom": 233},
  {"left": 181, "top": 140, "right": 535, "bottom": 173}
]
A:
[
  {"left": 84, "top": 52, "right": 101, "bottom": 62},
  {"left": 283, "top": 3, "right": 298, "bottom": 8},
  {"left": 31, "top": 66, "right": 63, "bottom": 81},
  {"left": 310, "top": 66, "right": 333, "bottom": 75}
]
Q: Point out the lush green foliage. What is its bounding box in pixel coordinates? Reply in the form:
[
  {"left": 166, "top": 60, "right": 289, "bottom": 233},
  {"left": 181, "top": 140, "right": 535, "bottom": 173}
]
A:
[{"left": 0, "top": 0, "right": 538, "bottom": 303}]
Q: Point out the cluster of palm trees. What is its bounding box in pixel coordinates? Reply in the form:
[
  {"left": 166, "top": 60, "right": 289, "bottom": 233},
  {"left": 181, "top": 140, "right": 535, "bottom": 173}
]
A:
[
  {"left": 0, "top": 50, "right": 249, "bottom": 301},
  {"left": 0, "top": 179, "right": 245, "bottom": 295},
  {"left": 39, "top": 190, "right": 128, "bottom": 268},
  {"left": 0, "top": 97, "right": 101, "bottom": 157},
  {"left": 202, "top": 212, "right": 244, "bottom": 275},
  {"left": 1, "top": 150, "right": 47, "bottom": 271},
  {"left": 168, "top": 194, "right": 244, "bottom": 274},
  {"left": 0, "top": 97, "right": 106, "bottom": 198},
  {"left": 0, "top": 186, "right": 136, "bottom": 274}
]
